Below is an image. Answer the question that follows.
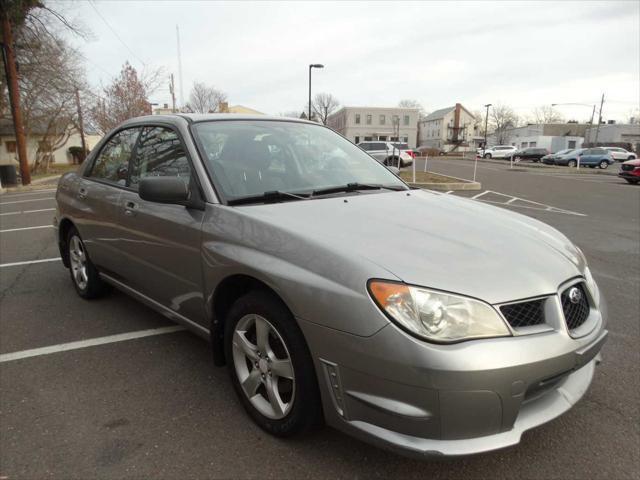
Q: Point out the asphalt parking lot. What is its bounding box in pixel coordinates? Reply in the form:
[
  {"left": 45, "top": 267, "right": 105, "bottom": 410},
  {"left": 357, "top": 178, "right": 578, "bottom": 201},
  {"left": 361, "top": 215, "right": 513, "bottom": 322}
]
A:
[{"left": 1, "top": 162, "right": 639, "bottom": 479}]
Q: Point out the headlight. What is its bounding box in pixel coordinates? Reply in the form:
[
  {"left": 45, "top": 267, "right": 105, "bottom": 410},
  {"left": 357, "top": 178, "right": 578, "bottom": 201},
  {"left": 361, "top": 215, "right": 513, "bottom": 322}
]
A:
[
  {"left": 583, "top": 266, "right": 600, "bottom": 307},
  {"left": 368, "top": 280, "right": 511, "bottom": 343}
]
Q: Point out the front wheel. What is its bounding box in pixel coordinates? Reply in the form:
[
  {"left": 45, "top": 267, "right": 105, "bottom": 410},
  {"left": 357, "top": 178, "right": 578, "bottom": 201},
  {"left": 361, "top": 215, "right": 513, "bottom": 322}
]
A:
[
  {"left": 225, "top": 291, "right": 322, "bottom": 437},
  {"left": 599, "top": 160, "right": 609, "bottom": 169},
  {"left": 67, "top": 227, "right": 108, "bottom": 299},
  {"left": 484, "top": 153, "right": 491, "bottom": 159}
]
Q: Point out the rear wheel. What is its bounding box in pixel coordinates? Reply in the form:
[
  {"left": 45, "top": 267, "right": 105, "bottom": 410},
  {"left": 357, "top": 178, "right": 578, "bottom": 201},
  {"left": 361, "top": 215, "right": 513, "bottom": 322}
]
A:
[
  {"left": 67, "top": 227, "right": 108, "bottom": 299},
  {"left": 568, "top": 159, "right": 577, "bottom": 168},
  {"left": 599, "top": 160, "right": 609, "bottom": 169},
  {"left": 224, "top": 291, "right": 322, "bottom": 437}
]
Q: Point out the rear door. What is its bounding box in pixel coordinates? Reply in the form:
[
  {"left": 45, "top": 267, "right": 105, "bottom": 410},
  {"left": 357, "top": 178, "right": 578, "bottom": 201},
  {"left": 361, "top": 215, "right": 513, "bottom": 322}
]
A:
[
  {"left": 116, "top": 125, "right": 206, "bottom": 323},
  {"left": 76, "top": 127, "right": 141, "bottom": 273}
]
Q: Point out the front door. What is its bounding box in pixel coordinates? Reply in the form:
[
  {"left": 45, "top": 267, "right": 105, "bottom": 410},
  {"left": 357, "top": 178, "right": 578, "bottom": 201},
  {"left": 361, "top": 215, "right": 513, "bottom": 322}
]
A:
[{"left": 117, "top": 125, "right": 206, "bottom": 324}]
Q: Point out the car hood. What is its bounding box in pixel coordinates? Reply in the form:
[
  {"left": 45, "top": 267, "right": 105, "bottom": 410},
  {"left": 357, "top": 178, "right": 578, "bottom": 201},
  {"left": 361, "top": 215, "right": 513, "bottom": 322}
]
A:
[
  {"left": 622, "top": 159, "right": 640, "bottom": 166},
  {"left": 235, "top": 190, "right": 585, "bottom": 304}
]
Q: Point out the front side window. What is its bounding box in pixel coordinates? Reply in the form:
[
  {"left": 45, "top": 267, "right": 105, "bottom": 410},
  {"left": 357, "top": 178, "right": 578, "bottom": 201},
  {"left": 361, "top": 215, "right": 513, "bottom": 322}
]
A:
[
  {"left": 89, "top": 128, "right": 139, "bottom": 185},
  {"left": 192, "top": 121, "right": 406, "bottom": 201},
  {"left": 129, "top": 126, "right": 190, "bottom": 189}
]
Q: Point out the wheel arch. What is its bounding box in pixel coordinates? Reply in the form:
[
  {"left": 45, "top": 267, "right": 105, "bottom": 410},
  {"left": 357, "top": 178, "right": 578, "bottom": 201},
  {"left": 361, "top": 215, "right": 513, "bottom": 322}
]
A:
[
  {"left": 210, "top": 274, "right": 295, "bottom": 366},
  {"left": 57, "top": 217, "right": 76, "bottom": 268}
]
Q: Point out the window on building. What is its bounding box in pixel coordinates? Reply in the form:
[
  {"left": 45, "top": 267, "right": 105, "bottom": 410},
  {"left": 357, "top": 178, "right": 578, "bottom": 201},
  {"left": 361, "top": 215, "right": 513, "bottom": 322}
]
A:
[
  {"left": 378, "top": 136, "right": 387, "bottom": 141},
  {"left": 379, "top": 115, "right": 386, "bottom": 125},
  {"left": 129, "top": 126, "right": 190, "bottom": 189},
  {"left": 568, "top": 140, "right": 576, "bottom": 149},
  {"left": 402, "top": 136, "right": 409, "bottom": 142},
  {"left": 529, "top": 141, "right": 537, "bottom": 147},
  {"left": 366, "top": 115, "right": 372, "bottom": 125},
  {"left": 5, "top": 141, "right": 17, "bottom": 153},
  {"left": 354, "top": 136, "right": 360, "bottom": 144},
  {"left": 355, "top": 114, "right": 361, "bottom": 125},
  {"left": 392, "top": 115, "right": 399, "bottom": 125},
  {"left": 403, "top": 115, "right": 410, "bottom": 126},
  {"left": 390, "top": 136, "right": 399, "bottom": 142},
  {"left": 521, "top": 142, "right": 528, "bottom": 148},
  {"left": 364, "top": 136, "right": 373, "bottom": 141}
]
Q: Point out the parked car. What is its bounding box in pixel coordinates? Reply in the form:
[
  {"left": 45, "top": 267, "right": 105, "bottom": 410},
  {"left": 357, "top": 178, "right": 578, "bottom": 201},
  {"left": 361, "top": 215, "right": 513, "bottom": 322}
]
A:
[
  {"left": 512, "top": 147, "right": 550, "bottom": 162},
  {"left": 482, "top": 145, "right": 517, "bottom": 159},
  {"left": 55, "top": 114, "right": 607, "bottom": 458},
  {"left": 603, "top": 147, "right": 637, "bottom": 162},
  {"left": 358, "top": 141, "right": 414, "bottom": 167},
  {"left": 554, "top": 148, "right": 614, "bottom": 168},
  {"left": 618, "top": 158, "right": 640, "bottom": 184},
  {"left": 541, "top": 148, "right": 573, "bottom": 165},
  {"left": 391, "top": 142, "right": 416, "bottom": 159}
]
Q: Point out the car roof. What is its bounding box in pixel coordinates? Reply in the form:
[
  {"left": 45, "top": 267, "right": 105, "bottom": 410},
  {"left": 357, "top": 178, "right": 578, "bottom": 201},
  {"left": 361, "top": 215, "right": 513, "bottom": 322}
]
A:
[{"left": 119, "top": 113, "right": 317, "bottom": 128}]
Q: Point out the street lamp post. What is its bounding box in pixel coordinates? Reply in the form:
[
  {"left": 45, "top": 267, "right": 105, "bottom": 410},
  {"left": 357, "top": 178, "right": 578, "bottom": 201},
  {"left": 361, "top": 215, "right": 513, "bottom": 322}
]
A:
[
  {"left": 483, "top": 103, "right": 492, "bottom": 153},
  {"left": 308, "top": 64, "right": 324, "bottom": 121}
]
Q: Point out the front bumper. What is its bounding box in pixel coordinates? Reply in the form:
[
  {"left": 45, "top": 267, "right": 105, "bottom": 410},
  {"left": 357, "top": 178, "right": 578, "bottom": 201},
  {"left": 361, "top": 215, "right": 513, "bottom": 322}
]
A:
[{"left": 299, "top": 302, "right": 607, "bottom": 458}]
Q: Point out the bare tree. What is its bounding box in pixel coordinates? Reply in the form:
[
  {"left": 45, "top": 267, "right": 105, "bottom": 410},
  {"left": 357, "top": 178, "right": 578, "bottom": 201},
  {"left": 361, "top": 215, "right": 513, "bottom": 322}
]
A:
[
  {"left": 312, "top": 93, "right": 339, "bottom": 125},
  {"left": 184, "top": 81, "right": 227, "bottom": 113},
  {"left": 398, "top": 99, "right": 427, "bottom": 119},
  {"left": 489, "top": 104, "right": 519, "bottom": 144},
  {"left": 91, "top": 62, "right": 153, "bottom": 133},
  {"left": 530, "top": 105, "right": 564, "bottom": 124},
  {"left": 472, "top": 109, "right": 487, "bottom": 137}
]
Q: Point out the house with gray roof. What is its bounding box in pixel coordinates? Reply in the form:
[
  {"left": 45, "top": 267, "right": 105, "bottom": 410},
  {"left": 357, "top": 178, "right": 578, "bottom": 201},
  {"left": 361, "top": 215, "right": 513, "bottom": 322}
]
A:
[{"left": 418, "top": 103, "right": 479, "bottom": 153}]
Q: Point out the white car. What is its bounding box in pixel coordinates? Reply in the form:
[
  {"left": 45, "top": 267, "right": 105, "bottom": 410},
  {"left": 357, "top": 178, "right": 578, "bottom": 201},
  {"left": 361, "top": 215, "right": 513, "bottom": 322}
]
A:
[
  {"left": 357, "top": 141, "right": 414, "bottom": 167},
  {"left": 603, "top": 147, "right": 637, "bottom": 162},
  {"left": 482, "top": 145, "right": 518, "bottom": 159}
]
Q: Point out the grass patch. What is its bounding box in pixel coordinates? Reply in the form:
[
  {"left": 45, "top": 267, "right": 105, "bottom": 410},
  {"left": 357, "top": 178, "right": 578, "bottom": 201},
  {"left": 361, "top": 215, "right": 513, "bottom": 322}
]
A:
[{"left": 400, "top": 171, "right": 459, "bottom": 184}]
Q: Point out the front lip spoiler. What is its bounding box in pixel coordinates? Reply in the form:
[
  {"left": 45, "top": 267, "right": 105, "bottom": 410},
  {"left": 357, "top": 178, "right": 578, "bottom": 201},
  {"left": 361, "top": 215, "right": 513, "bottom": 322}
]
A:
[{"left": 344, "top": 330, "right": 608, "bottom": 459}]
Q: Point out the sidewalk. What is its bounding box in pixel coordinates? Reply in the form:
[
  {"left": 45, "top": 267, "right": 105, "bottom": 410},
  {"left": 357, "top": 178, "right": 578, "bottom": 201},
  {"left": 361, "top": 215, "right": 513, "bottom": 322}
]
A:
[{"left": 0, "top": 175, "right": 61, "bottom": 194}]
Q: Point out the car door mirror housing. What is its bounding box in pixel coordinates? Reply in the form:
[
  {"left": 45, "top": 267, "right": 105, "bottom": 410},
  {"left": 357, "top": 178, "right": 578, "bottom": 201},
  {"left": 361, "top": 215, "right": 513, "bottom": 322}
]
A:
[{"left": 139, "top": 176, "right": 191, "bottom": 205}]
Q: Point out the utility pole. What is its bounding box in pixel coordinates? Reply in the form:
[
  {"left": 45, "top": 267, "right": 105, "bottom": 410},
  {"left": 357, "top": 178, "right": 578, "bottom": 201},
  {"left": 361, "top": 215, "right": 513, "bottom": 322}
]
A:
[
  {"left": 74, "top": 87, "right": 87, "bottom": 164},
  {"left": 169, "top": 74, "right": 176, "bottom": 113},
  {"left": 483, "top": 103, "right": 492, "bottom": 153},
  {"left": 594, "top": 93, "right": 605, "bottom": 145},
  {"left": 587, "top": 104, "right": 596, "bottom": 144},
  {"left": 1, "top": 10, "right": 31, "bottom": 185}
]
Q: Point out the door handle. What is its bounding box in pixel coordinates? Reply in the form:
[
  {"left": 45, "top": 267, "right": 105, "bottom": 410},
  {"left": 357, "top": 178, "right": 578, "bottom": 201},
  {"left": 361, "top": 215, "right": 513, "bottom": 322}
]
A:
[
  {"left": 78, "top": 187, "right": 87, "bottom": 199},
  {"left": 124, "top": 200, "right": 138, "bottom": 216}
]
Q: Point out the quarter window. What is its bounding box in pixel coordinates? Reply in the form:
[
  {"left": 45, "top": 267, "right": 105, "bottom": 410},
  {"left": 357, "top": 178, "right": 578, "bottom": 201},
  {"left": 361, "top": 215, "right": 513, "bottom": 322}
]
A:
[
  {"left": 129, "top": 126, "right": 190, "bottom": 189},
  {"left": 89, "top": 128, "right": 139, "bottom": 185}
]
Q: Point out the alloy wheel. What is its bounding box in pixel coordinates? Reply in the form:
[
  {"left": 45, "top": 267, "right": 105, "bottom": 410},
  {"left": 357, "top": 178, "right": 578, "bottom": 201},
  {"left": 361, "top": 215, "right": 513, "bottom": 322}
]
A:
[
  {"left": 231, "top": 314, "right": 295, "bottom": 419},
  {"left": 69, "top": 235, "right": 88, "bottom": 290}
]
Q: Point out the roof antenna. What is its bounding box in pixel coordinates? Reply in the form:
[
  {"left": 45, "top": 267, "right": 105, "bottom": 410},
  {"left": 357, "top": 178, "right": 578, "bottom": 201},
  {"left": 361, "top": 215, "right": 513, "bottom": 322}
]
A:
[{"left": 176, "top": 24, "right": 184, "bottom": 111}]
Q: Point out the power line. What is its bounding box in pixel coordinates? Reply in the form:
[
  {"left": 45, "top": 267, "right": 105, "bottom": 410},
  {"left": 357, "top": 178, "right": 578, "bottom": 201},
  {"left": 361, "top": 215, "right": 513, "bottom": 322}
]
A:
[{"left": 88, "top": 0, "right": 146, "bottom": 67}]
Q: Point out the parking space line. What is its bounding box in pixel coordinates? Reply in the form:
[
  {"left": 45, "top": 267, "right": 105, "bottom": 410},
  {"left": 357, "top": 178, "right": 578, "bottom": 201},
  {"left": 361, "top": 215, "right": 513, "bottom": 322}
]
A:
[
  {"left": 0, "top": 197, "right": 55, "bottom": 205},
  {"left": 0, "top": 225, "right": 53, "bottom": 233},
  {"left": 0, "top": 257, "right": 61, "bottom": 268},
  {"left": 0, "top": 326, "right": 186, "bottom": 363},
  {"left": 0, "top": 189, "right": 56, "bottom": 198},
  {"left": 0, "top": 208, "right": 55, "bottom": 216}
]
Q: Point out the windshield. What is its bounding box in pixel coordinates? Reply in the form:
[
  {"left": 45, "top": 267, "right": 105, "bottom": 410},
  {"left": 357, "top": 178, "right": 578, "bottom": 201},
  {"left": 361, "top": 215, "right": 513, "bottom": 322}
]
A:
[{"left": 192, "top": 120, "right": 407, "bottom": 202}]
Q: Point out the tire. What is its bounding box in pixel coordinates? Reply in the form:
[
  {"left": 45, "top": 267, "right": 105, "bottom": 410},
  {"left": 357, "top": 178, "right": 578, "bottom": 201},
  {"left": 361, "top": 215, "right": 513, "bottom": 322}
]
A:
[
  {"left": 629, "top": 156, "right": 636, "bottom": 160},
  {"left": 66, "top": 227, "right": 108, "bottom": 299},
  {"left": 624, "top": 179, "right": 639, "bottom": 185},
  {"left": 567, "top": 159, "right": 577, "bottom": 168},
  {"left": 484, "top": 153, "right": 491, "bottom": 159},
  {"left": 599, "top": 160, "right": 609, "bottom": 169},
  {"left": 224, "top": 290, "right": 322, "bottom": 437}
]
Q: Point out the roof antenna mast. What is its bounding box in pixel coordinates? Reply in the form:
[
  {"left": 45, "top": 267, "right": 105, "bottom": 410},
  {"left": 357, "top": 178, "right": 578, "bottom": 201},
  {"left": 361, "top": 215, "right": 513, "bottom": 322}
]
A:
[{"left": 176, "top": 24, "right": 184, "bottom": 110}]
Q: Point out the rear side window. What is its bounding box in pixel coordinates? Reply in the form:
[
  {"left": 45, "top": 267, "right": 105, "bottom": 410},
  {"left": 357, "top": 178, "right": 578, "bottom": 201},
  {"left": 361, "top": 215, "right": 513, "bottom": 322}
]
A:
[
  {"left": 129, "top": 126, "right": 191, "bottom": 189},
  {"left": 372, "top": 143, "right": 387, "bottom": 150},
  {"left": 89, "top": 128, "right": 139, "bottom": 185},
  {"left": 359, "top": 143, "right": 371, "bottom": 151}
]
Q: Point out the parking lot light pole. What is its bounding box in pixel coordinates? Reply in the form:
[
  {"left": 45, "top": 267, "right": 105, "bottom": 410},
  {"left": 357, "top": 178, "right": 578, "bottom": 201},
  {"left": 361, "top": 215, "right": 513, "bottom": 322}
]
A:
[
  {"left": 308, "top": 64, "right": 324, "bottom": 121},
  {"left": 483, "top": 104, "right": 492, "bottom": 154}
]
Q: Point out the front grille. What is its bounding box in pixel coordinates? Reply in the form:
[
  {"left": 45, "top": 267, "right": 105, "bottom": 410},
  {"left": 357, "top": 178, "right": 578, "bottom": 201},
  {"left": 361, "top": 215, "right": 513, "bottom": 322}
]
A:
[
  {"left": 500, "top": 299, "right": 545, "bottom": 328},
  {"left": 561, "top": 283, "right": 590, "bottom": 330},
  {"left": 621, "top": 164, "right": 635, "bottom": 171}
]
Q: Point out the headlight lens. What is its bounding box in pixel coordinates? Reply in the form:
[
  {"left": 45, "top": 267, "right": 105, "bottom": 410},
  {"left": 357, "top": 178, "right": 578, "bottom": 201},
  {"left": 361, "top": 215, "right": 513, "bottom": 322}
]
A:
[
  {"left": 583, "top": 266, "right": 600, "bottom": 307},
  {"left": 368, "top": 280, "right": 511, "bottom": 343}
]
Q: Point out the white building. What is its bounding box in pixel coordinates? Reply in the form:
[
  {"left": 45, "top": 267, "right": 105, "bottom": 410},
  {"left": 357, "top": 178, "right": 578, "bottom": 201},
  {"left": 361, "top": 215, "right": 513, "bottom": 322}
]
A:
[
  {"left": 487, "top": 123, "right": 589, "bottom": 152},
  {"left": 327, "top": 106, "right": 420, "bottom": 148},
  {"left": 583, "top": 123, "right": 640, "bottom": 151},
  {"left": 418, "top": 103, "right": 477, "bottom": 153}
]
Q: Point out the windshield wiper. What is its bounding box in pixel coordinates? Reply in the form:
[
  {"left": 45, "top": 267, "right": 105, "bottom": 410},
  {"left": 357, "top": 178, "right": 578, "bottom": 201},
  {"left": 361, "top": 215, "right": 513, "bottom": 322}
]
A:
[
  {"left": 227, "top": 190, "right": 311, "bottom": 206},
  {"left": 311, "top": 182, "right": 406, "bottom": 197}
]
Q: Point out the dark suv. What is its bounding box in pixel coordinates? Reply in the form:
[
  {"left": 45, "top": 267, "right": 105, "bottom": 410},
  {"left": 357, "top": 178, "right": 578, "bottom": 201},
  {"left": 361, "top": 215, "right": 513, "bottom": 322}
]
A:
[{"left": 513, "top": 147, "right": 549, "bottom": 162}]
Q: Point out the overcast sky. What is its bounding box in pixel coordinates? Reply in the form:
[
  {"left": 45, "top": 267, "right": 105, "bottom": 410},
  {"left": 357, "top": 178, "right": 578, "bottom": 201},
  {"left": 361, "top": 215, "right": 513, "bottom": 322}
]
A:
[{"left": 58, "top": 0, "right": 639, "bottom": 122}]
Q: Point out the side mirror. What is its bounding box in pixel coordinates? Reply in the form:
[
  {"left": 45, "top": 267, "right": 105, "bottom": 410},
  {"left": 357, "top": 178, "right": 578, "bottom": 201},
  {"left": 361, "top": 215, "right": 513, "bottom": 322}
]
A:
[{"left": 139, "top": 176, "right": 190, "bottom": 205}]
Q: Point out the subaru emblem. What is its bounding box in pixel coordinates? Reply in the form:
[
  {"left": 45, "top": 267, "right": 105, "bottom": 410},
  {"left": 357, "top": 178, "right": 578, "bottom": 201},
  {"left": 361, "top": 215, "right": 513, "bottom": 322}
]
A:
[{"left": 568, "top": 287, "right": 582, "bottom": 304}]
